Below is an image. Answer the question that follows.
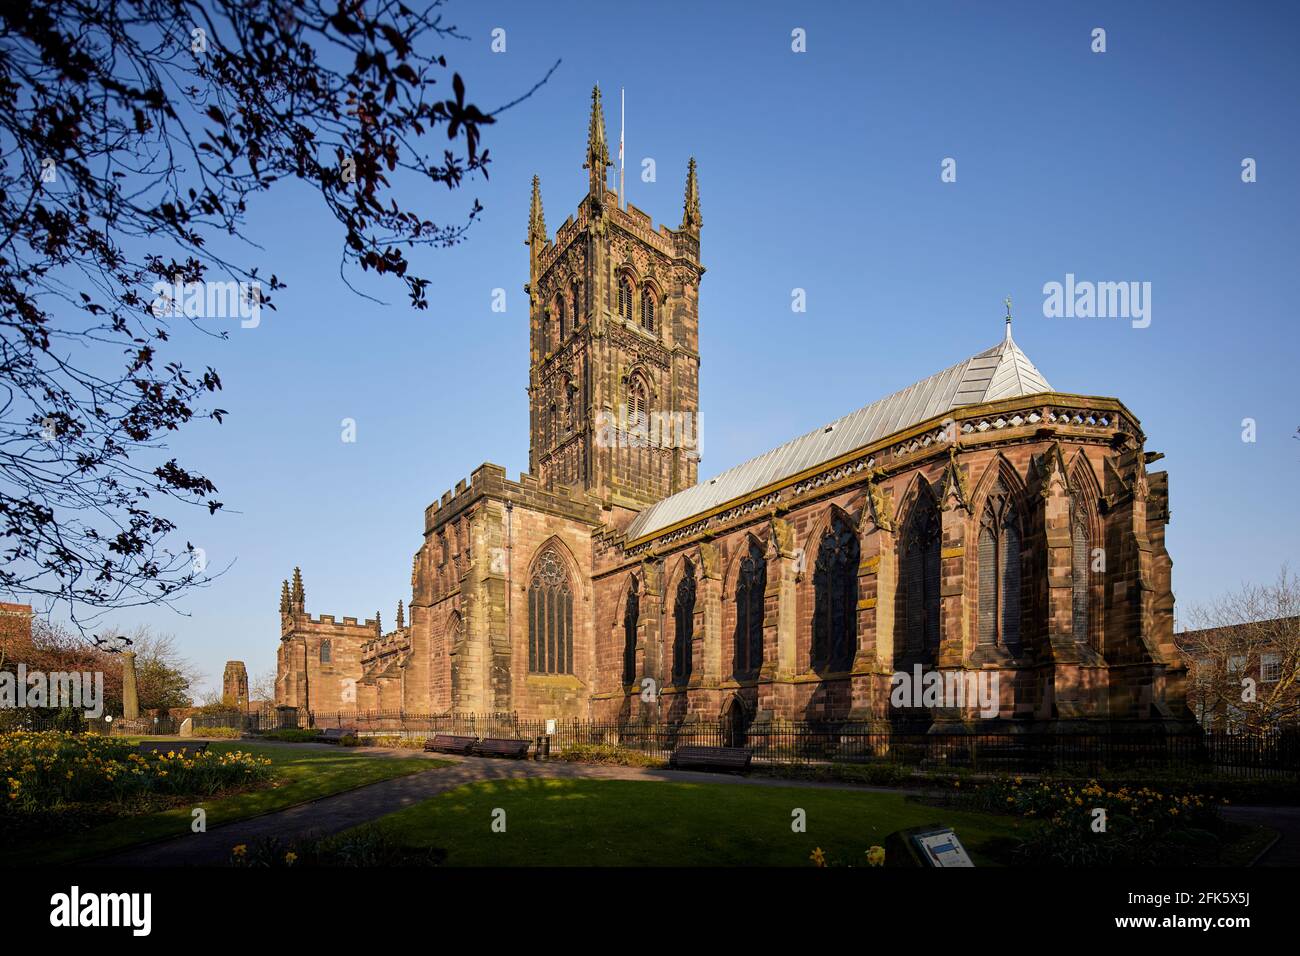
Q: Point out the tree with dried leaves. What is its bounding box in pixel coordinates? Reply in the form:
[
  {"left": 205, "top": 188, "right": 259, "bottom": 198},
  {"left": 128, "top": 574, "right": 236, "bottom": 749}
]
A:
[
  {"left": 1, "top": 1, "right": 539, "bottom": 634},
  {"left": 1177, "top": 567, "right": 1300, "bottom": 732}
]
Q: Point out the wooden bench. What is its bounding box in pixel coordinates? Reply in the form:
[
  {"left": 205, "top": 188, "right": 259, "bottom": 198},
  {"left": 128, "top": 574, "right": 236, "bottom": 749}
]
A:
[
  {"left": 670, "top": 745, "right": 753, "bottom": 773},
  {"left": 134, "top": 741, "right": 209, "bottom": 755},
  {"left": 470, "top": 737, "right": 532, "bottom": 759},
  {"left": 319, "top": 727, "right": 356, "bottom": 743},
  {"left": 424, "top": 734, "right": 477, "bottom": 755}
]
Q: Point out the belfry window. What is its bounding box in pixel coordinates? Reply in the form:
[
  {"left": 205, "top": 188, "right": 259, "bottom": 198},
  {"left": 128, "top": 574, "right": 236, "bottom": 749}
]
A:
[
  {"left": 319, "top": 640, "right": 331, "bottom": 664},
  {"left": 977, "top": 481, "right": 1021, "bottom": 651},
  {"left": 672, "top": 561, "right": 696, "bottom": 684},
  {"left": 734, "top": 540, "right": 767, "bottom": 678},
  {"left": 557, "top": 296, "right": 566, "bottom": 340},
  {"left": 640, "top": 289, "right": 656, "bottom": 332},
  {"left": 812, "top": 511, "right": 859, "bottom": 671},
  {"left": 625, "top": 376, "right": 649, "bottom": 445},
  {"left": 619, "top": 277, "right": 634, "bottom": 323},
  {"left": 572, "top": 280, "right": 582, "bottom": 325},
  {"left": 528, "top": 547, "right": 574, "bottom": 674}
]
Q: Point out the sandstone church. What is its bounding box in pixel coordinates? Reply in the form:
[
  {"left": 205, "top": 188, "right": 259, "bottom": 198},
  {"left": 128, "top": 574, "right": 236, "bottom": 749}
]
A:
[{"left": 276, "top": 87, "right": 1193, "bottom": 735}]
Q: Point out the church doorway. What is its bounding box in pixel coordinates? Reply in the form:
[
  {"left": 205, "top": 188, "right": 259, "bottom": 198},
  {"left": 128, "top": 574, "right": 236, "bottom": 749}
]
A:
[{"left": 721, "top": 694, "right": 751, "bottom": 748}]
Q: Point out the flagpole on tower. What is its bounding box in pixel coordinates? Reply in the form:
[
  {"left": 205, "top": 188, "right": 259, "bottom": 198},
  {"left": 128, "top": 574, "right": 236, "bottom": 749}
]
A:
[{"left": 619, "top": 87, "right": 625, "bottom": 210}]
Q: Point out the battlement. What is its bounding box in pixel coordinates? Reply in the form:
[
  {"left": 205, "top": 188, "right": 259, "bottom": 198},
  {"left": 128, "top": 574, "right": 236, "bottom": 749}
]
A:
[{"left": 424, "top": 461, "right": 602, "bottom": 534}]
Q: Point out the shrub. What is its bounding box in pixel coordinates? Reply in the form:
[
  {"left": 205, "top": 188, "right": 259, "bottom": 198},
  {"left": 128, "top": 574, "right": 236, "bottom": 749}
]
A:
[
  {"left": 191, "top": 726, "right": 241, "bottom": 739},
  {"left": 258, "top": 729, "right": 321, "bottom": 743},
  {"left": 760, "top": 761, "right": 914, "bottom": 788},
  {"left": 554, "top": 743, "right": 667, "bottom": 768}
]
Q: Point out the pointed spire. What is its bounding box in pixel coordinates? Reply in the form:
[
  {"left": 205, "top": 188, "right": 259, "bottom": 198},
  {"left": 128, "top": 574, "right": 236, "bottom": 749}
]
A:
[
  {"left": 291, "top": 567, "right": 304, "bottom": 611},
  {"left": 280, "top": 579, "right": 290, "bottom": 615},
  {"left": 396, "top": 599, "right": 405, "bottom": 630},
  {"left": 680, "top": 157, "right": 702, "bottom": 231},
  {"left": 583, "top": 84, "right": 610, "bottom": 193},
  {"left": 527, "top": 175, "right": 546, "bottom": 246},
  {"left": 375, "top": 610, "right": 382, "bottom": 635}
]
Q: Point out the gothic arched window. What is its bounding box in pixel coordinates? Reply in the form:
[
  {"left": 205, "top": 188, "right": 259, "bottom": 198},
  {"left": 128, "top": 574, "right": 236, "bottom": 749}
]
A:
[
  {"left": 977, "top": 481, "right": 1021, "bottom": 651},
  {"left": 1072, "top": 504, "right": 1091, "bottom": 645},
  {"left": 641, "top": 289, "right": 656, "bottom": 333},
  {"left": 618, "top": 276, "right": 634, "bottom": 323},
  {"left": 528, "top": 547, "right": 574, "bottom": 674},
  {"left": 734, "top": 540, "right": 767, "bottom": 678},
  {"left": 319, "top": 640, "right": 331, "bottom": 664},
  {"left": 556, "top": 295, "right": 566, "bottom": 341},
  {"left": 625, "top": 375, "right": 649, "bottom": 447},
  {"left": 622, "top": 576, "right": 639, "bottom": 686},
  {"left": 672, "top": 560, "right": 696, "bottom": 684},
  {"left": 571, "top": 280, "right": 582, "bottom": 325},
  {"left": 812, "top": 512, "right": 860, "bottom": 671},
  {"left": 900, "top": 493, "right": 941, "bottom": 660}
]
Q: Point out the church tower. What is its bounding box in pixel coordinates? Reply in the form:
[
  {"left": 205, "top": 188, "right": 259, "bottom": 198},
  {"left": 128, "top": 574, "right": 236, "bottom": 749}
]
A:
[{"left": 526, "top": 86, "right": 705, "bottom": 512}]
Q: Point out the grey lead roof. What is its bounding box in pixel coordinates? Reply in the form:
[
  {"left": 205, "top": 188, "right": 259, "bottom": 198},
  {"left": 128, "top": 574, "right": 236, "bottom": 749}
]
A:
[{"left": 625, "top": 325, "right": 1052, "bottom": 541}]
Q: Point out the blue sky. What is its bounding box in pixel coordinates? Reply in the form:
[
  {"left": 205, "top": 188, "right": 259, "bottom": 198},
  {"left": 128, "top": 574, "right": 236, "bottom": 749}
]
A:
[{"left": 66, "top": 1, "right": 1298, "bottom": 696}]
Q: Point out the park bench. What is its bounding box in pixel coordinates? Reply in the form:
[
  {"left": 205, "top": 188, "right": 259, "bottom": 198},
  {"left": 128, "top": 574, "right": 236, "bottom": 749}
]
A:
[
  {"left": 470, "top": 737, "right": 532, "bottom": 759},
  {"left": 134, "top": 741, "right": 209, "bottom": 755},
  {"left": 669, "top": 745, "right": 753, "bottom": 774},
  {"left": 423, "top": 734, "right": 477, "bottom": 755},
  {"left": 319, "top": 727, "right": 356, "bottom": 743}
]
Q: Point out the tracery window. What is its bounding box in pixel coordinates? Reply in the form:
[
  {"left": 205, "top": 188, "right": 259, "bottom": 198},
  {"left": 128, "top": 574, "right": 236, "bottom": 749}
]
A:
[
  {"left": 812, "top": 512, "right": 860, "bottom": 671},
  {"left": 557, "top": 295, "right": 567, "bottom": 341},
  {"left": 1071, "top": 503, "right": 1091, "bottom": 645},
  {"left": 734, "top": 540, "right": 767, "bottom": 678},
  {"left": 528, "top": 547, "right": 574, "bottom": 674},
  {"left": 977, "top": 481, "right": 1021, "bottom": 651},
  {"left": 672, "top": 560, "right": 696, "bottom": 684},
  {"left": 622, "top": 576, "right": 639, "bottom": 686},
  {"left": 900, "top": 493, "right": 941, "bottom": 659},
  {"left": 641, "top": 289, "right": 656, "bottom": 332},
  {"left": 625, "top": 375, "right": 649, "bottom": 446},
  {"left": 319, "top": 640, "right": 331, "bottom": 664}
]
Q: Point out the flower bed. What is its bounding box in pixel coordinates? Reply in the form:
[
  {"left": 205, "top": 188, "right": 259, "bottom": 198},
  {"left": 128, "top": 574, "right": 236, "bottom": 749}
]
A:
[
  {"left": 0, "top": 731, "right": 273, "bottom": 839},
  {"left": 952, "top": 776, "right": 1229, "bottom": 866}
]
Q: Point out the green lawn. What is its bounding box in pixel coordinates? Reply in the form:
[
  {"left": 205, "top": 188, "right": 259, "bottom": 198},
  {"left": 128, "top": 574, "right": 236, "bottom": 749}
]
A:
[
  {"left": 356, "top": 778, "right": 1029, "bottom": 866},
  {"left": 3, "top": 741, "right": 444, "bottom": 866}
]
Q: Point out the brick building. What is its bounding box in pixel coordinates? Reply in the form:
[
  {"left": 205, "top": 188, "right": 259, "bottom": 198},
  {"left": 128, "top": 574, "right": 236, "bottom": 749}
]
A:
[{"left": 276, "top": 87, "right": 1195, "bottom": 734}]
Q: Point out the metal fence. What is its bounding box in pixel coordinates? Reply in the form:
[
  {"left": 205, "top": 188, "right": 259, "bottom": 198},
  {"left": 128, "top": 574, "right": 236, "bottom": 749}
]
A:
[{"left": 232, "top": 709, "right": 1300, "bottom": 778}]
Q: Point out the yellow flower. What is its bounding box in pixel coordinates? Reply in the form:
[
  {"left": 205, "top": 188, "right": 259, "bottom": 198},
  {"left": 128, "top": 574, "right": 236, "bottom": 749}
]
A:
[
  {"left": 809, "top": 847, "right": 827, "bottom": 867},
  {"left": 232, "top": 845, "right": 247, "bottom": 857},
  {"left": 865, "top": 846, "right": 886, "bottom": 867},
  {"left": 284, "top": 852, "right": 297, "bottom": 865}
]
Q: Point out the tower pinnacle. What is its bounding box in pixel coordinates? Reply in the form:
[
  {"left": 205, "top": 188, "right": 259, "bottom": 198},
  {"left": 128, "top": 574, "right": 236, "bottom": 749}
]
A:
[
  {"left": 681, "top": 157, "right": 702, "bottom": 232},
  {"left": 527, "top": 175, "right": 546, "bottom": 246},
  {"left": 583, "top": 85, "right": 611, "bottom": 195}
]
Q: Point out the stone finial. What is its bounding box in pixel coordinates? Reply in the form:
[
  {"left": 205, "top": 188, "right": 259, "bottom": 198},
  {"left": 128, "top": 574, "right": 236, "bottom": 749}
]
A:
[
  {"left": 527, "top": 175, "right": 546, "bottom": 246},
  {"left": 375, "top": 611, "right": 382, "bottom": 636},
  {"left": 291, "top": 566, "right": 304, "bottom": 611},
  {"left": 280, "top": 579, "right": 291, "bottom": 615},
  {"left": 396, "top": 599, "right": 405, "bottom": 630},
  {"left": 680, "top": 157, "right": 702, "bottom": 231},
  {"left": 583, "top": 84, "right": 610, "bottom": 192}
]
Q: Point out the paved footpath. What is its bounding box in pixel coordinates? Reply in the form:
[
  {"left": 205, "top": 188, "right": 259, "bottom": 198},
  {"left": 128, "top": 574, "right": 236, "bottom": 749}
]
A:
[
  {"left": 96, "top": 744, "right": 908, "bottom": 867},
  {"left": 1223, "top": 805, "right": 1300, "bottom": 866}
]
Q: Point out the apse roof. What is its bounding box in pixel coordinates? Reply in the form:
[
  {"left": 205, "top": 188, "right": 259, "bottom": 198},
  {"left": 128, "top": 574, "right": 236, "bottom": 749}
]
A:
[{"left": 624, "top": 324, "right": 1052, "bottom": 541}]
